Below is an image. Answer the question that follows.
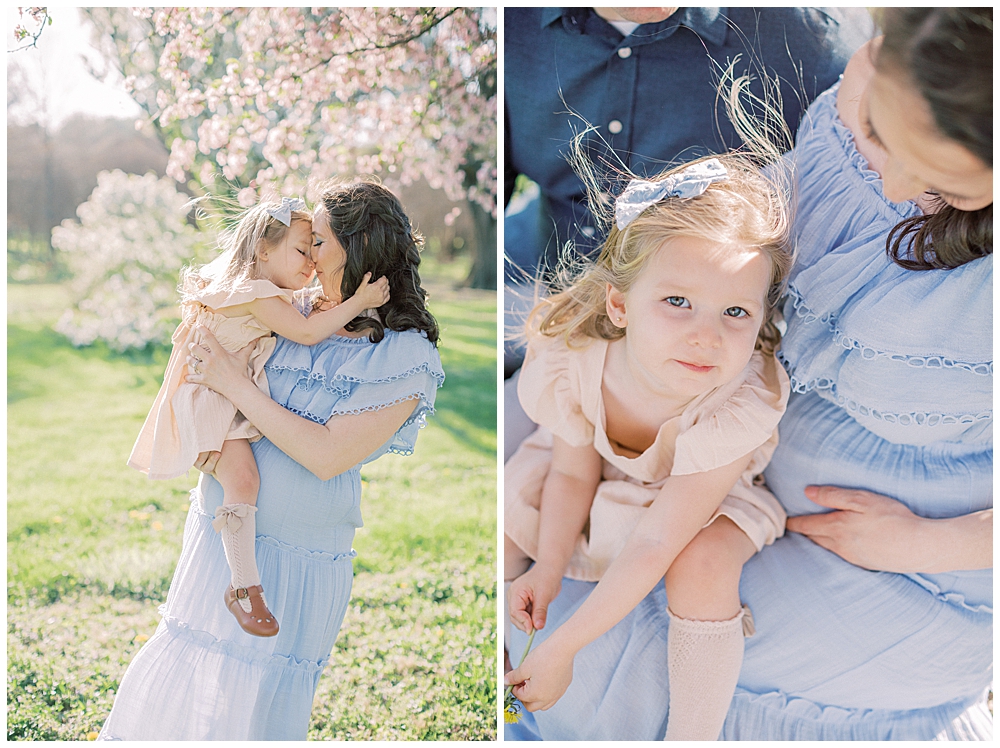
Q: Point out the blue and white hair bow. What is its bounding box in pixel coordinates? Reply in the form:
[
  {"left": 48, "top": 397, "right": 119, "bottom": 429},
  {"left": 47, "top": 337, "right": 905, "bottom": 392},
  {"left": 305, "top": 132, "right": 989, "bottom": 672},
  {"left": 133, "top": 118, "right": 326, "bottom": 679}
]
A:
[
  {"left": 265, "top": 197, "right": 307, "bottom": 227},
  {"left": 615, "top": 158, "right": 729, "bottom": 230}
]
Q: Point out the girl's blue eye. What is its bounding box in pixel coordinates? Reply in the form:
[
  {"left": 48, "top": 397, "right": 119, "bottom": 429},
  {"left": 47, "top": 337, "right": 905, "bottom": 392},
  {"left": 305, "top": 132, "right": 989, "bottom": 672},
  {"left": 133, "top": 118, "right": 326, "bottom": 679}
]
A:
[
  {"left": 725, "top": 306, "right": 749, "bottom": 318},
  {"left": 665, "top": 296, "right": 689, "bottom": 308}
]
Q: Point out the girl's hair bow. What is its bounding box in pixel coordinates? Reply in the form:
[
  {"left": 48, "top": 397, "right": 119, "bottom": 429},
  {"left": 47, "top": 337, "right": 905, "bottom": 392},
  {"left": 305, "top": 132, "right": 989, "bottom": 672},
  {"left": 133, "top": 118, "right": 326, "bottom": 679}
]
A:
[
  {"left": 265, "top": 197, "right": 307, "bottom": 227},
  {"left": 615, "top": 158, "right": 729, "bottom": 230}
]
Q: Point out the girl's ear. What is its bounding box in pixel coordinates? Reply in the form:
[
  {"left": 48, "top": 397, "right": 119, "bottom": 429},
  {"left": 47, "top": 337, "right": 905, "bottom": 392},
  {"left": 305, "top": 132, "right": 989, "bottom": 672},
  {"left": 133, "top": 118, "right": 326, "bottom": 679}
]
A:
[{"left": 606, "top": 283, "right": 627, "bottom": 328}]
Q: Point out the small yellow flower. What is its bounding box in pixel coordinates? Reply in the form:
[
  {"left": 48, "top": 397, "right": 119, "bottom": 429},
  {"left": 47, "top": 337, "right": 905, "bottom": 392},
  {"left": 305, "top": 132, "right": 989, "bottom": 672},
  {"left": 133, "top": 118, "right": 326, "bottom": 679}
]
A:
[
  {"left": 134, "top": 634, "right": 150, "bottom": 644},
  {"left": 129, "top": 510, "right": 151, "bottom": 521},
  {"left": 86, "top": 732, "right": 100, "bottom": 740},
  {"left": 151, "top": 521, "right": 163, "bottom": 531},
  {"left": 502, "top": 628, "right": 536, "bottom": 728}
]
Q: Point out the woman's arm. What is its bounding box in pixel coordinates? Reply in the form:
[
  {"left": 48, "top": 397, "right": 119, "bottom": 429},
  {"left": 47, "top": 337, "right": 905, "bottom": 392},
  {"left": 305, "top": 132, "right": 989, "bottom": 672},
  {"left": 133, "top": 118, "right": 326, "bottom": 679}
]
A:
[
  {"left": 786, "top": 486, "right": 992, "bottom": 573},
  {"left": 509, "top": 436, "right": 601, "bottom": 632},
  {"left": 188, "top": 326, "right": 416, "bottom": 480},
  {"left": 505, "top": 452, "right": 753, "bottom": 712},
  {"left": 249, "top": 274, "right": 388, "bottom": 346}
]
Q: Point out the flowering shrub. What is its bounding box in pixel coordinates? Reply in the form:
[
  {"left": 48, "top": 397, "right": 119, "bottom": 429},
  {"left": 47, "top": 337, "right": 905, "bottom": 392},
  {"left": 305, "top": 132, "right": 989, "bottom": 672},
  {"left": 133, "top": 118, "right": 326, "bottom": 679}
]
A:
[
  {"left": 53, "top": 170, "right": 205, "bottom": 351},
  {"left": 87, "top": 8, "right": 497, "bottom": 215}
]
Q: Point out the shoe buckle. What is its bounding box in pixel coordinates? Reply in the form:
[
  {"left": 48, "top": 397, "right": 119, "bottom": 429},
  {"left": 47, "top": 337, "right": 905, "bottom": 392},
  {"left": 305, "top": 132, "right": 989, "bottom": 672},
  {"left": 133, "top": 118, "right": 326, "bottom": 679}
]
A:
[{"left": 236, "top": 587, "right": 249, "bottom": 600}]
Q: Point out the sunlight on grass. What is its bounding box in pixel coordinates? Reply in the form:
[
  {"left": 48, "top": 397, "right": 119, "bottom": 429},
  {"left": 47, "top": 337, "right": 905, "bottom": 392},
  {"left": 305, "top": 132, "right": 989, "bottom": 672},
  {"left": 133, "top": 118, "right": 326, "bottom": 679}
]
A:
[{"left": 7, "top": 279, "right": 497, "bottom": 740}]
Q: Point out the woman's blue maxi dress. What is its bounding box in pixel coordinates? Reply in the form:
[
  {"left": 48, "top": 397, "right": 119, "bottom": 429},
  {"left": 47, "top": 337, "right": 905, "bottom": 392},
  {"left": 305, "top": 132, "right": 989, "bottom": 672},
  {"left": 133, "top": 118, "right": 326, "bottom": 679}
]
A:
[
  {"left": 100, "top": 329, "right": 444, "bottom": 740},
  {"left": 506, "top": 84, "right": 992, "bottom": 741}
]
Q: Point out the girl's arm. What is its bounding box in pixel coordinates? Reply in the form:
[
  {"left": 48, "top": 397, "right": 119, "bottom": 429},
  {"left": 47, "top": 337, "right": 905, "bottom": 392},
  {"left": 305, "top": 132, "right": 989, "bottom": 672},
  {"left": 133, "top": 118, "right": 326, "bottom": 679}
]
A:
[
  {"left": 249, "top": 273, "right": 389, "bottom": 346},
  {"left": 786, "top": 486, "right": 992, "bottom": 572},
  {"left": 188, "top": 326, "right": 415, "bottom": 480},
  {"left": 509, "top": 436, "right": 602, "bottom": 632},
  {"left": 505, "top": 453, "right": 753, "bottom": 712}
]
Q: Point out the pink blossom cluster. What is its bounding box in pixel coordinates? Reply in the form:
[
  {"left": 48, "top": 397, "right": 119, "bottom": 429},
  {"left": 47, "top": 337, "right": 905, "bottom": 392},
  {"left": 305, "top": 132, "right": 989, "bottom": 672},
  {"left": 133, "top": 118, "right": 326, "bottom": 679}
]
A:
[{"left": 130, "top": 7, "right": 496, "bottom": 215}]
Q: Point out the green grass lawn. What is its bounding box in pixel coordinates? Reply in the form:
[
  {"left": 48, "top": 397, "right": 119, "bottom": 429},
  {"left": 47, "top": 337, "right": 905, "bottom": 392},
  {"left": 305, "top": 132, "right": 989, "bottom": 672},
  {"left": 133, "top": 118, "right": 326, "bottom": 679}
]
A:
[{"left": 6, "top": 279, "right": 498, "bottom": 740}]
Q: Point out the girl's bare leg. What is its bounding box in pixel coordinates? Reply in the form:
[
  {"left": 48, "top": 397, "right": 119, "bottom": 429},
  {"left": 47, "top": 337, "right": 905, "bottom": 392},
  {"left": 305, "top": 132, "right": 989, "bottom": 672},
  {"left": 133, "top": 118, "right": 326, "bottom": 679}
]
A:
[
  {"left": 212, "top": 439, "right": 262, "bottom": 612},
  {"left": 662, "top": 517, "right": 757, "bottom": 741}
]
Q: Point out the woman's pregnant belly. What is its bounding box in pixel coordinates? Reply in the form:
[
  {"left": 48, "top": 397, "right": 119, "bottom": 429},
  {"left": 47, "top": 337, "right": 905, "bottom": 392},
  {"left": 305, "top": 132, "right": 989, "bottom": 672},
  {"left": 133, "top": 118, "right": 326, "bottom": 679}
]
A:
[{"left": 199, "top": 437, "right": 361, "bottom": 556}]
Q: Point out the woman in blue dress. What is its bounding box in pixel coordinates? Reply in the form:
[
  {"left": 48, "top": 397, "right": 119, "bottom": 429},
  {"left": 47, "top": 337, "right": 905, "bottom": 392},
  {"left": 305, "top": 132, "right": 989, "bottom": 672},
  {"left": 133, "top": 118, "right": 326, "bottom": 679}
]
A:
[
  {"left": 505, "top": 8, "right": 992, "bottom": 740},
  {"left": 99, "top": 181, "right": 445, "bottom": 740}
]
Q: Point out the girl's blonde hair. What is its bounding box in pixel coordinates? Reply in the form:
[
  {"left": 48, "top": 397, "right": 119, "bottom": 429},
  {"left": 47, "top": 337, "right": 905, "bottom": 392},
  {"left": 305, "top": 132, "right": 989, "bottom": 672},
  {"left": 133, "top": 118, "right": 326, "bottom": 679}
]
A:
[
  {"left": 181, "top": 201, "right": 312, "bottom": 298},
  {"left": 530, "top": 72, "right": 794, "bottom": 357}
]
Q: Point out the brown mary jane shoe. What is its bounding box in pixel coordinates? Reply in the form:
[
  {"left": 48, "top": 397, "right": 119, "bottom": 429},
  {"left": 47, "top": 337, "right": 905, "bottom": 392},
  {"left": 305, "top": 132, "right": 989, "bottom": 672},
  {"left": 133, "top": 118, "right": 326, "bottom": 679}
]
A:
[{"left": 225, "top": 585, "right": 279, "bottom": 637}]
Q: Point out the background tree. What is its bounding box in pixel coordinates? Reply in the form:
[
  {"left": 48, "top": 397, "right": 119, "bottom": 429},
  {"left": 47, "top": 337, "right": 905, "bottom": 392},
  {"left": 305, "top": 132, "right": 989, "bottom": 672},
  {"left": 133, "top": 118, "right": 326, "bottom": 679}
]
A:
[
  {"left": 84, "top": 7, "right": 497, "bottom": 288},
  {"left": 53, "top": 169, "right": 207, "bottom": 351}
]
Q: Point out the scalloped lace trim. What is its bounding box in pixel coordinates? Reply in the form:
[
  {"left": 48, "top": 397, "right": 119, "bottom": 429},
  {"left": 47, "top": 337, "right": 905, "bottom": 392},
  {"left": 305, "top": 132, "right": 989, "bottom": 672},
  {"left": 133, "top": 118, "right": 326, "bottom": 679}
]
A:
[
  {"left": 778, "top": 350, "right": 991, "bottom": 427},
  {"left": 282, "top": 394, "right": 436, "bottom": 428},
  {"left": 784, "top": 287, "right": 993, "bottom": 376},
  {"left": 266, "top": 359, "right": 445, "bottom": 390}
]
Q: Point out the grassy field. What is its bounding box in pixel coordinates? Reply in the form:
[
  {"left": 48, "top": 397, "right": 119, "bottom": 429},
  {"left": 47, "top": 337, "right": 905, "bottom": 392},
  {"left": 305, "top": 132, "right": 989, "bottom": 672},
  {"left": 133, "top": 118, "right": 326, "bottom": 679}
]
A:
[{"left": 6, "top": 278, "right": 498, "bottom": 740}]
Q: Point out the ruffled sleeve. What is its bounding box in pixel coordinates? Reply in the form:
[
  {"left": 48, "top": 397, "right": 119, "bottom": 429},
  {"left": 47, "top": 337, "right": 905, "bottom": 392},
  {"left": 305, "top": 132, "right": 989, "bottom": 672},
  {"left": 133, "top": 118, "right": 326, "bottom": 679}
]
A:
[
  {"left": 265, "top": 329, "right": 444, "bottom": 459},
  {"left": 516, "top": 330, "right": 599, "bottom": 447},
  {"left": 194, "top": 279, "right": 294, "bottom": 311},
  {"left": 671, "top": 353, "right": 790, "bottom": 475}
]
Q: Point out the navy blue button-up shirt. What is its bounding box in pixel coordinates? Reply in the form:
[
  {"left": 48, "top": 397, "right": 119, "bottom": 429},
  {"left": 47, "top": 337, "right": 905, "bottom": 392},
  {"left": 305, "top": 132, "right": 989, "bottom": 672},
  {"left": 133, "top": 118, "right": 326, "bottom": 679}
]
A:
[{"left": 505, "top": 7, "right": 874, "bottom": 260}]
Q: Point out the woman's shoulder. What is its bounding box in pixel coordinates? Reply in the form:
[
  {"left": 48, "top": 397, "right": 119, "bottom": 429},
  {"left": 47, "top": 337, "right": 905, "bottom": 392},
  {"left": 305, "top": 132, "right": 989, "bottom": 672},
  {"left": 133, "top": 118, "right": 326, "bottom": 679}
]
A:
[
  {"left": 265, "top": 328, "right": 444, "bottom": 428},
  {"left": 671, "top": 353, "right": 790, "bottom": 476},
  {"left": 272, "top": 327, "right": 442, "bottom": 379}
]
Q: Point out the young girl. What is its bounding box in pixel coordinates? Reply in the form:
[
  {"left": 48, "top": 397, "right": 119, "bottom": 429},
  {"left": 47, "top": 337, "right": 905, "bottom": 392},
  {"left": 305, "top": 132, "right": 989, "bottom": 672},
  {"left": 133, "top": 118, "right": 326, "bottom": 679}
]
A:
[
  {"left": 503, "top": 155, "right": 792, "bottom": 740},
  {"left": 128, "top": 197, "right": 389, "bottom": 637}
]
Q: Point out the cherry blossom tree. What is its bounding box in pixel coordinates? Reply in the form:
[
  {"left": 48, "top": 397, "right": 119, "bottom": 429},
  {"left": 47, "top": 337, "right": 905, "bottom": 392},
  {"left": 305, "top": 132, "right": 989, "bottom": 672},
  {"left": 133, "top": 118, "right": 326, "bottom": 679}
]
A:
[
  {"left": 9, "top": 7, "right": 51, "bottom": 52},
  {"left": 84, "top": 7, "right": 497, "bottom": 288}
]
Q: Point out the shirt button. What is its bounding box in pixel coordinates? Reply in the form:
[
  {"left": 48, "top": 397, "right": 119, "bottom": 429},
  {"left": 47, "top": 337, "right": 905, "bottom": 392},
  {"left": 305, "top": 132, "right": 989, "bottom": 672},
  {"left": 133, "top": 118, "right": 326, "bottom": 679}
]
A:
[
  {"left": 608, "top": 120, "right": 623, "bottom": 134},
  {"left": 617, "top": 47, "right": 632, "bottom": 59}
]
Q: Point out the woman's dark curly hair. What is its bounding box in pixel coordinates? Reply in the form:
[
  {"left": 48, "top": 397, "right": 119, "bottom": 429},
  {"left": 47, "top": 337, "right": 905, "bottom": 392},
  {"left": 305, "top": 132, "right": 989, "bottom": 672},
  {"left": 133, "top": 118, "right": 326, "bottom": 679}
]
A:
[
  {"left": 317, "top": 180, "right": 439, "bottom": 345},
  {"left": 875, "top": 7, "right": 992, "bottom": 270}
]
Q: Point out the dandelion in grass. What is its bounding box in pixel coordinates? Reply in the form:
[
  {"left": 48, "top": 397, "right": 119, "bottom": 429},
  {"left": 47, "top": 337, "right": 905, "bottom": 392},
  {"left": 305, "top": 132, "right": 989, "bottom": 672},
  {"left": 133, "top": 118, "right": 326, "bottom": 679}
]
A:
[{"left": 503, "top": 628, "right": 535, "bottom": 725}]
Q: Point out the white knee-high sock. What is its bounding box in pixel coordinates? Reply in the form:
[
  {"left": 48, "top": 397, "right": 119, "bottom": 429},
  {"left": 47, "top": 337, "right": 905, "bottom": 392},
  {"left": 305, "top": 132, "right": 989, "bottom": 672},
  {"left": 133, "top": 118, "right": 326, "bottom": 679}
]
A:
[
  {"left": 213, "top": 504, "right": 261, "bottom": 613},
  {"left": 663, "top": 607, "right": 746, "bottom": 741}
]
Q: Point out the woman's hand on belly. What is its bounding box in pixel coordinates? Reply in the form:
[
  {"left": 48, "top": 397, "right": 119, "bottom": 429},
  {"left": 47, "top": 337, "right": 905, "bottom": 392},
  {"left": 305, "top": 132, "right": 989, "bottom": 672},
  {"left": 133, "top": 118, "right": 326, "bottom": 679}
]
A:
[{"left": 786, "top": 485, "right": 993, "bottom": 573}]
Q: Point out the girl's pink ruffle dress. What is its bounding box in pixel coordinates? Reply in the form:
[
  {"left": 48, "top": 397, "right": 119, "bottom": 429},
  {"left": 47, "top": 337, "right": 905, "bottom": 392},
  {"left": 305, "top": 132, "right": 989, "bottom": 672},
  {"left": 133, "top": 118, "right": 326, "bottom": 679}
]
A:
[
  {"left": 505, "top": 328, "right": 791, "bottom": 582},
  {"left": 128, "top": 279, "right": 294, "bottom": 480}
]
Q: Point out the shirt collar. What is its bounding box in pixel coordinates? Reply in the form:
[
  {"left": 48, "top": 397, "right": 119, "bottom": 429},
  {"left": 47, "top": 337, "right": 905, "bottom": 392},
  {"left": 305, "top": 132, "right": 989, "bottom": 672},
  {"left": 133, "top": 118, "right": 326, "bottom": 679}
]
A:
[{"left": 543, "top": 8, "right": 729, "bottom": 46}]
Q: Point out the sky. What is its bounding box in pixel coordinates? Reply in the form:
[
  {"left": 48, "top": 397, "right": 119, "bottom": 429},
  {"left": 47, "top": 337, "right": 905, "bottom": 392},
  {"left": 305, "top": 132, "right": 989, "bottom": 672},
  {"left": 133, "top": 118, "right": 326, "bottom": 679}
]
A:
[{"left": 6, "top": 7, "right": 141, "bottom": 129}]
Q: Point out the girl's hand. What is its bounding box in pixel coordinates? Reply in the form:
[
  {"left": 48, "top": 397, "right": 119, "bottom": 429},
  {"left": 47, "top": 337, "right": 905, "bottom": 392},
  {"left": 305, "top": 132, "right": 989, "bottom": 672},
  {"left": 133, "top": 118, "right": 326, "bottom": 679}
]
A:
[
  {"left": 186, "top": 326, "right": 254, "bottom": 399},
  {"left": 354, "top": 272, "right": 390, "bottom": 309},
  {"left": 508, "top": 564, "right": 563, "bottom": 633},
  {"left": 786, "top": 486, "right": 934, "bottom": 573},
  {"left": 503, "top": 639, "right": 575, "bottom": 712}
]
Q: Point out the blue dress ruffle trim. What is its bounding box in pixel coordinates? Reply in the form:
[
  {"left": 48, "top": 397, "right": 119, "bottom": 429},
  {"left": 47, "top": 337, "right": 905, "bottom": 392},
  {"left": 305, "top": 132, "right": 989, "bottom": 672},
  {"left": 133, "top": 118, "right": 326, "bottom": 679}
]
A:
[
  {"left": 266, "top": 329, "right": 445, "bottom": 459},
  {"left": 778, "top": 85, "right": 993, "bottom": 446}
]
